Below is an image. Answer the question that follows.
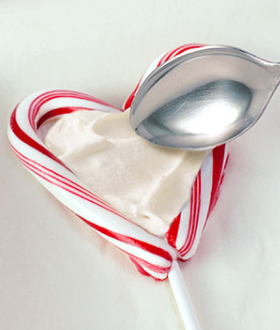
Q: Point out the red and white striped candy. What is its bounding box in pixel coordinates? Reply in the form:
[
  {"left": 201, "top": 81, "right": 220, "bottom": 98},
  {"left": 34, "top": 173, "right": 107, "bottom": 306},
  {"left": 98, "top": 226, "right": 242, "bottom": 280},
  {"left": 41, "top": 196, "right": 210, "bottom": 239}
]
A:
[{"left": 8, "top": 44, "right": 229, "bottom": 280}]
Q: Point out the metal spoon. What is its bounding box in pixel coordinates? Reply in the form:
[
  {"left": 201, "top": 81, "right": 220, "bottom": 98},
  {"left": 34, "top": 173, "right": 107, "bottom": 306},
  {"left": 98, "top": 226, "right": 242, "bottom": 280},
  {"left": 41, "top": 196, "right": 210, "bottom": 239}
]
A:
[{"left": 130, "top": 45, "right": 280, "bottom": 150}]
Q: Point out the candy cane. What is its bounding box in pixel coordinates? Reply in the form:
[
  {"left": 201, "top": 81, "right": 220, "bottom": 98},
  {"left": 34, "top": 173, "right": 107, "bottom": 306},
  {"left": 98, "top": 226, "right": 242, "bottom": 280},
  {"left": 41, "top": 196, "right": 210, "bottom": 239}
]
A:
[{"left": 8, "top": 44, "right": 229, "bottom": 329}]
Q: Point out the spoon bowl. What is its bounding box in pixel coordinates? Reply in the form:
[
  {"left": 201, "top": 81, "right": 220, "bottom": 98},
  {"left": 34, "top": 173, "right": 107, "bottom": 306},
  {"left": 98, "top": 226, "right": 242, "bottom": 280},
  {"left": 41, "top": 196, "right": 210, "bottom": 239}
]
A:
[{"left": 130, "top": 45, "right": 280, "bottom": 149}]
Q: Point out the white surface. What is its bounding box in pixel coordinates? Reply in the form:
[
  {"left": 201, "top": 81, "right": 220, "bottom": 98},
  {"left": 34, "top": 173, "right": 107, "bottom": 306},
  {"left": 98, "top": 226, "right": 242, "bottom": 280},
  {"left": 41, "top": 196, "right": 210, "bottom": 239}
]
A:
[{"left": 1, "top": 1, "right": 280, "bottom": 329}]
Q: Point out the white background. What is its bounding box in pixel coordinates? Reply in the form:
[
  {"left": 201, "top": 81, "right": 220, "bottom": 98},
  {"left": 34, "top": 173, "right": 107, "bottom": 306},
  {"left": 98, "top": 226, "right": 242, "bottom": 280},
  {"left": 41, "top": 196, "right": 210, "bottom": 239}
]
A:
[{"left": 1, "top": 1, "right": 280, "bottom": 329}]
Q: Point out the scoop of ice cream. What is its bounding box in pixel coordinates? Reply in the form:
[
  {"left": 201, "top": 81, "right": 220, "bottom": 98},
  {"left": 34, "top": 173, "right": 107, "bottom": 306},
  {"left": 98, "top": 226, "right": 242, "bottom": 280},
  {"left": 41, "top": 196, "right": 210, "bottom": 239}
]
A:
[{"left": 45, "top": 109, "right": 206, "bottom": 236}]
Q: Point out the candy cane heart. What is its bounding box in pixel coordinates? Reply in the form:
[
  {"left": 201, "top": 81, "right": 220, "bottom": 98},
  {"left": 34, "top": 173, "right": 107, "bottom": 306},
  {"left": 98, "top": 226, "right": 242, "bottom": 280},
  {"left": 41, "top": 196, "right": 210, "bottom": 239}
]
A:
[{"left": 8, "top": 44, "right": 229, "bottom": 280}]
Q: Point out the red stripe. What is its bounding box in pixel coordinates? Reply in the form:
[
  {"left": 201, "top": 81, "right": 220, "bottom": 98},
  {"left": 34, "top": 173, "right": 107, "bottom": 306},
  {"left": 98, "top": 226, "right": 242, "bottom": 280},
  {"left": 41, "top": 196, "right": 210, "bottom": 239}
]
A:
[
  {"left": 179, "top": 171, "right": 201, "bottom": 256},
  {"left": 129, "top": 257, "right": 153, "bottom": 277},
  {"left": 80, "top": 217, "right": 173, "bottom": 262},
  {"left": 124, "top": 79, "right": 142, "bottom": 110},
  {"left": 30, "top": 90, "right": 118, "bottom": 123},
  {"left": 126, "top": 249, "right": 170, "bottom": 273},
  {"left": 157, "top": 48, "right": 177, "bottom": 66},
  {"left": 129, "top": 256, "right": 169, "bottom": 280},
  {"left": 189, "top": 172, "right": 201, "bottom": 252},
  {"left": 10, "top": 146, "right": 124, "bottom": 221},
  {"left": 128, "top": 254, "right": 170, "bottom": 274},
  {"left": 11, "top": 146, "right": 109, "bottom": 206},
  {"left": 13, "top": 149, "right": 124, "bottom": 217},
  {"left": 180, "top": 182, "right": 196, "bottom": 252},
  {"left": 168, "top": 44, "right": 204, "bottom": 57},
  {"left": 36, "top": 107, "right": 92, "bottom": 129},
  {"left": 10, "top": 107, "right": 68, "bottom": 169},
  {"left": 165, "top": 213, "right": 181, "bottom": 248},
  {"left": 157, "top": 44, "right": 205, "bottom": 66},
  {"left": 124, "top": 45, "right": 205, "bottom": 110},
  {"left": 29, "top": 90, "right": 119, "bottom": 129},
  {"left": 206, "top": 145, "right": 226, "bottom": 219},
  {"left": 186, "top": 175, "right": 199, "bottom": 248}
]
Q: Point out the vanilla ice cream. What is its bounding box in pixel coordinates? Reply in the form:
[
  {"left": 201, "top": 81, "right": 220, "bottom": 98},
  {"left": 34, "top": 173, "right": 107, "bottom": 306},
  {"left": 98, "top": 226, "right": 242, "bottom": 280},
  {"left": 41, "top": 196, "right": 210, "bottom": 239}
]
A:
[{"left": 44, "top": 109, "right": 206, "bottom": 236}]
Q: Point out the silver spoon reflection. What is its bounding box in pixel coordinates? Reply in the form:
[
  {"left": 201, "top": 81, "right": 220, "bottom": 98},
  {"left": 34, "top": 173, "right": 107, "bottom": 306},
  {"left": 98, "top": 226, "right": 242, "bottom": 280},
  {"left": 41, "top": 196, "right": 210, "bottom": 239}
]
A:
[{"left": 130, "top": 45, "right": 280, "bottom": 150}]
